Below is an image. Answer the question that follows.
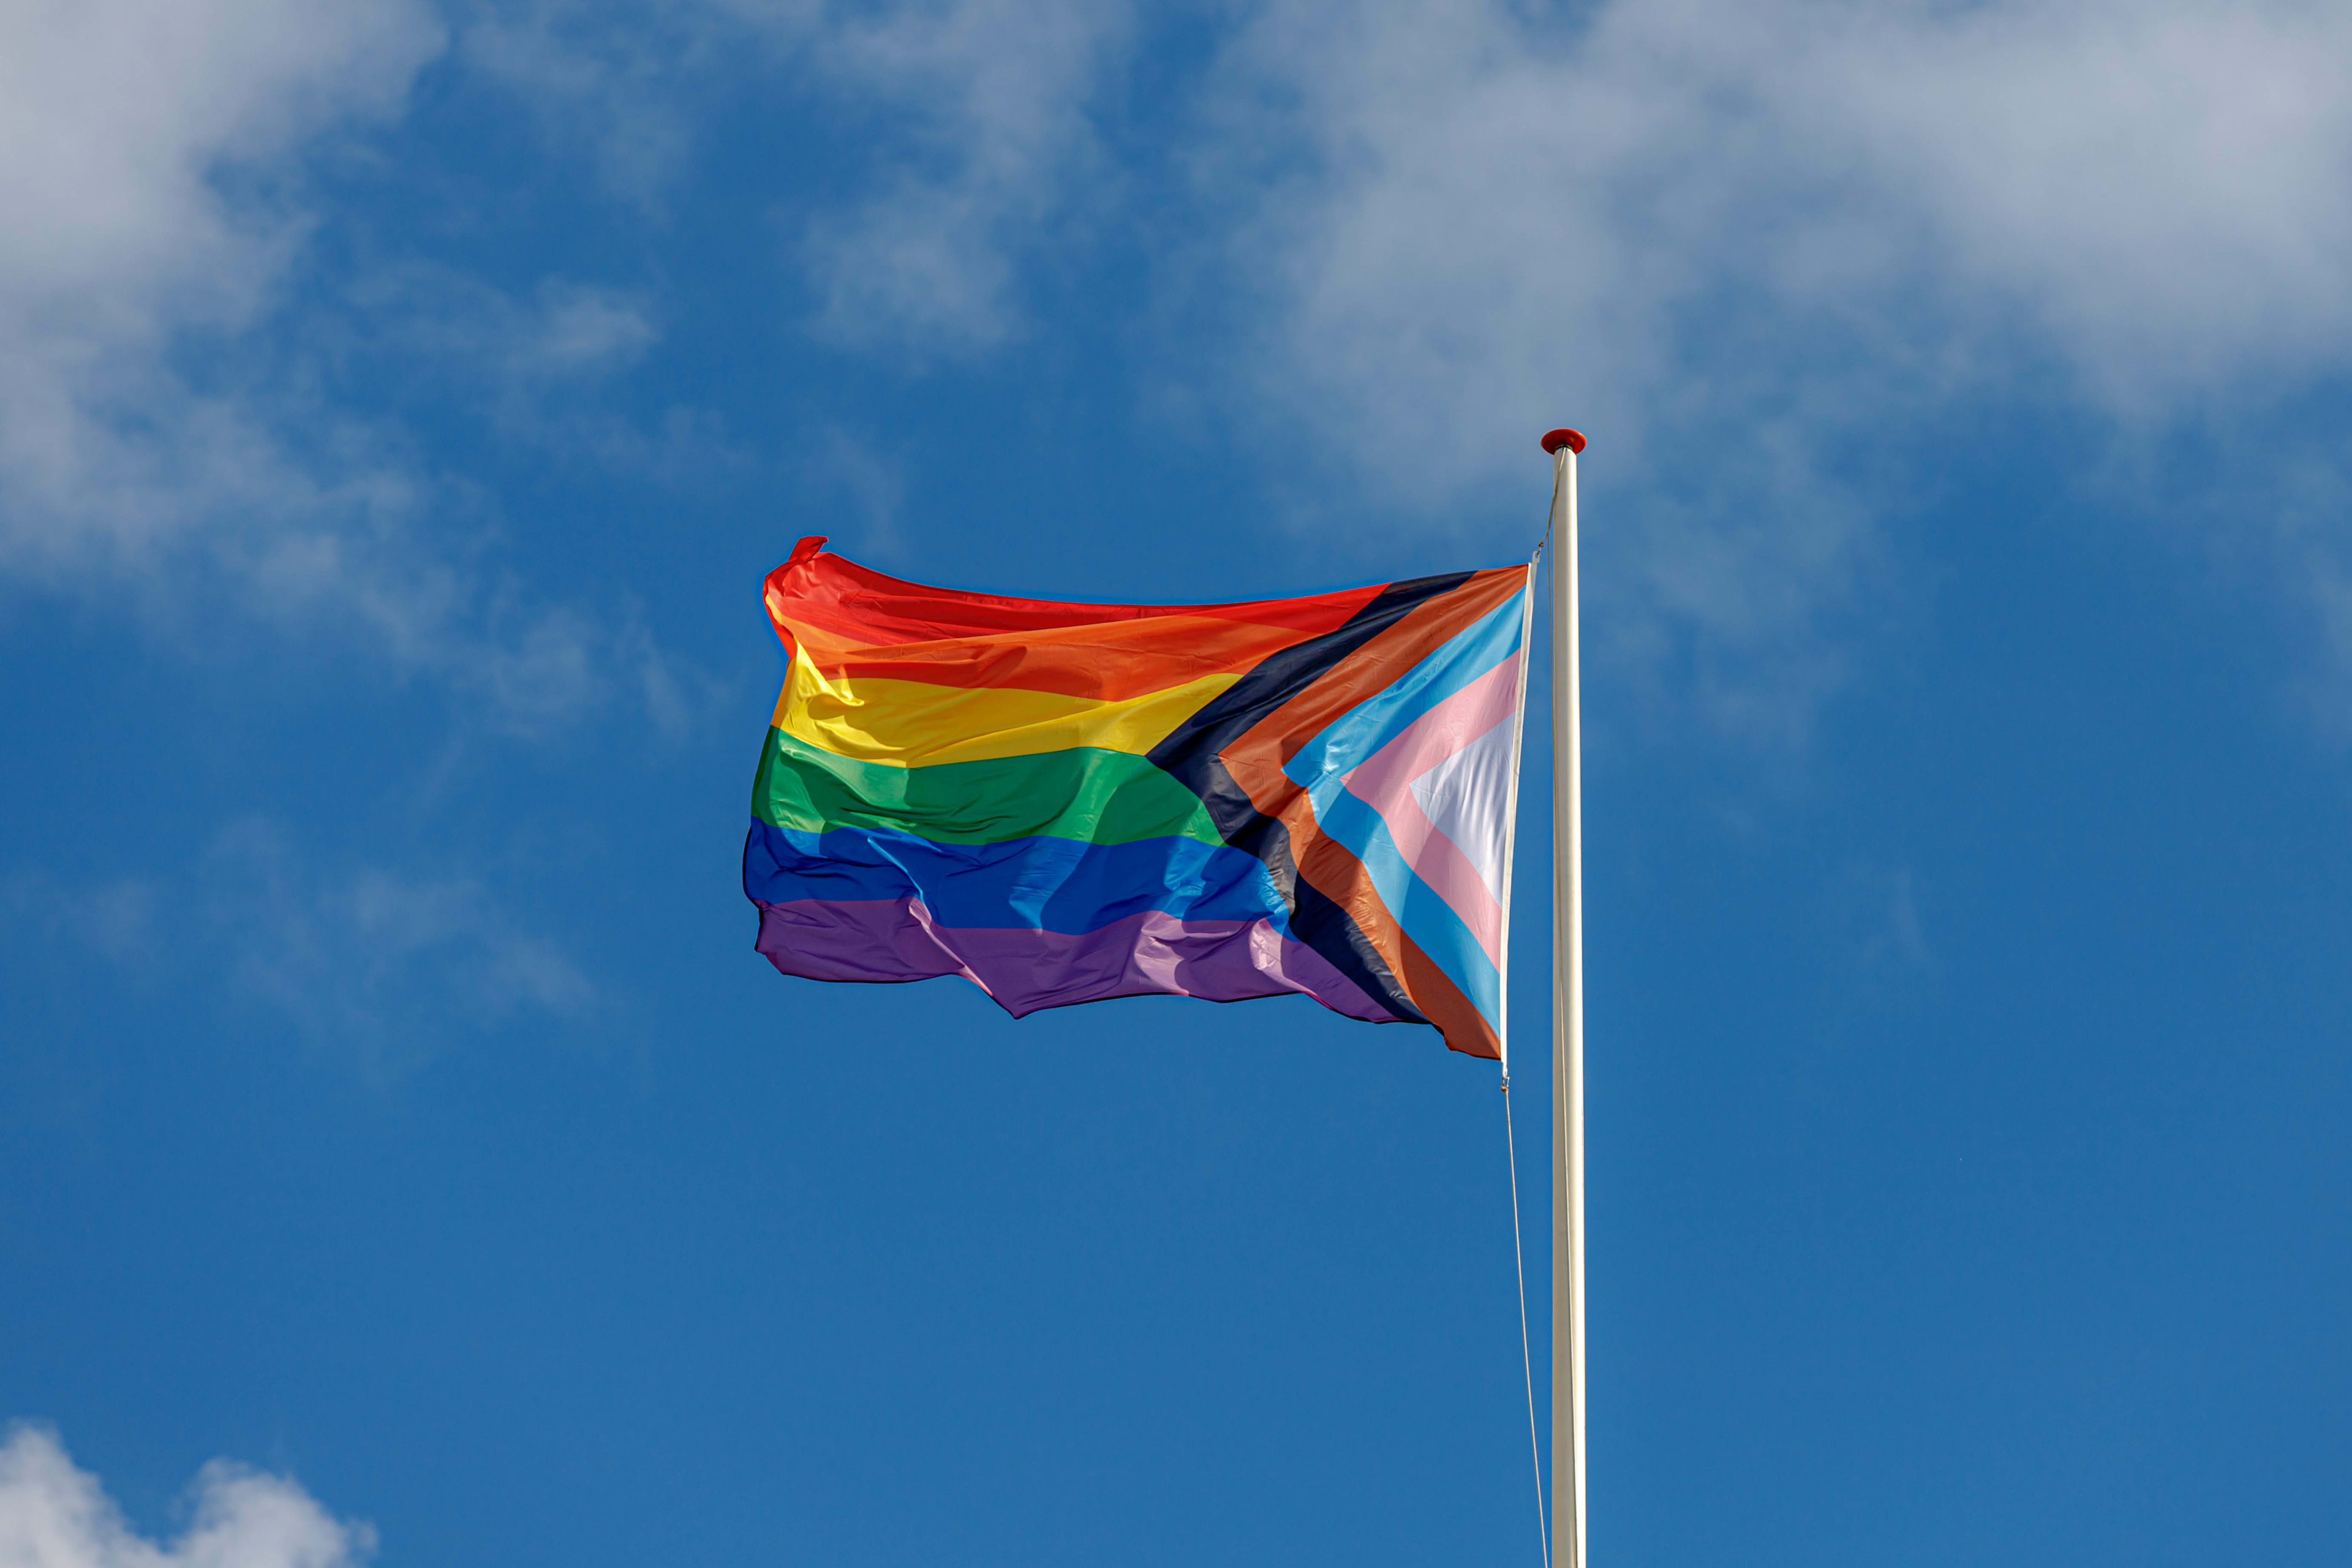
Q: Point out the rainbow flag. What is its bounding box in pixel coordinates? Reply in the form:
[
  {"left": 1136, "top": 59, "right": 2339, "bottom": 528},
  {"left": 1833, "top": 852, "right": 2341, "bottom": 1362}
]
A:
[{"left": 744, "top": 537, "right": 1536, "bottom": 1060}]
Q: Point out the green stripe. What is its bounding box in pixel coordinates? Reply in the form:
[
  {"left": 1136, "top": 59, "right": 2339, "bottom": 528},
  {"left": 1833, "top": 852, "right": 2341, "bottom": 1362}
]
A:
[{"left": 753, "top": 728, "right": 1224, "bottom": 848}]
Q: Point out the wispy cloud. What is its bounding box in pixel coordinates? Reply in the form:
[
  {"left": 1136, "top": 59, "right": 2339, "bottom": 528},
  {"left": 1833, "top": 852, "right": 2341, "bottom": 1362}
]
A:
[
  {"left": 1839, "top": 861, "right": 1932, "bottom": 976},
  {"left": 1179, "top": 0, "right": 2352, "bottom": 741},
  {"left": 204, "top": 819, "right": 598, "bottom": 1063},
  {"left": 0, "top": 1425, "right": 371, "bottom": 1568},
  {"left": 0, "top": 0, "right": 707, "bottom": 739},
  {"left": 330, "top": 263, "right": 738, "bottom": 478},
  {"left": 805, "top": 424, "right": 910, "bottom": 560},
  {"left": 786, "top": 0, "right": 1136, "bottom": 354},
  {"left": 0, "top": 873, "right": 159, "bottom": 969},
  {"left": 7, "top": 821, "right": 597, "bottom": 1071},
  {"left": 0, "top": 0, "right": 443, "bottom": 573},
  {"left": 1210, "top": 0, "right": 2352, "bottom": 485},
  {"left": 461, "top": 0, "right": 718, "bottom": 209},
  {"left": 466, "top": 0, "right": 1135, "bottom": 354}
]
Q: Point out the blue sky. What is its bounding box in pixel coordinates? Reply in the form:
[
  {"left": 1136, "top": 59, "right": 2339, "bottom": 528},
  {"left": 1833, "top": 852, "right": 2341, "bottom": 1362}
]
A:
[{"left": 4, "top": 1, "right": 2350, "bottom": 1563}]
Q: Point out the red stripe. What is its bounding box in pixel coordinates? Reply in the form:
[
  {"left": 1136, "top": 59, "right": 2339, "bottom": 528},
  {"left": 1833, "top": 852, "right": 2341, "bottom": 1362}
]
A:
[{"left": 764, "top": 542, "right": 1384, "bottom": 698}]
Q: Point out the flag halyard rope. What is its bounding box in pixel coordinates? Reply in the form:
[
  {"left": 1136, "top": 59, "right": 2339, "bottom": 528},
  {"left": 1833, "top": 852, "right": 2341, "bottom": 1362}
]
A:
[
  {"left": 1504, "top": 1076, "right": 1551, "bottom": 1568},
  {"left": 1498, "top": 528, "right": 1552, "bottom": 1567}
]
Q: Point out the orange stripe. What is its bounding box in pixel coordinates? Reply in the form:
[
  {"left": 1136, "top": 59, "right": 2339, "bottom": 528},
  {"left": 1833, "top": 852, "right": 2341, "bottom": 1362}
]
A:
[
  {"left": 1215, "top": 570, "right": 1529, "bottom": 799},
  {"left": 783, "top": 614, "right": 1333, "bottom": 701},
  {"left": 1395, "top": 930, "right": 1501, "bottom": 1059},
  {"left": 1271, "top": 797, "right": 1500, "bottom": 1058},
  {"left": 1278, "top": 794, "right": 1422, "bottom": 1015}
]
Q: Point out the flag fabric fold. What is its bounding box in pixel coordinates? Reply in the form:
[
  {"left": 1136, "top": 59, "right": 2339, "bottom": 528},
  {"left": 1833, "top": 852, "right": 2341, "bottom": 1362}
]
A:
[{"left": 744, "top": 535, "right": 1533, "bottom": 1059}]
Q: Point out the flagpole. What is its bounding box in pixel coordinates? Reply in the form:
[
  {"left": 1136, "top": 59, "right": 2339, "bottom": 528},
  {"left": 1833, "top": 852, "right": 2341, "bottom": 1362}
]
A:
[{"left": 1542, "top": 426, "right": 1588, "bottom": 1568}]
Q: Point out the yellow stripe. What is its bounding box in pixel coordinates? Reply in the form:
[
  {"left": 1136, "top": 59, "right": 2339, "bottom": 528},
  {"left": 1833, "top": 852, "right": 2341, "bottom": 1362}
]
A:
[{"left": 774, "top": 662, "right": 1238, "bottom": 766}]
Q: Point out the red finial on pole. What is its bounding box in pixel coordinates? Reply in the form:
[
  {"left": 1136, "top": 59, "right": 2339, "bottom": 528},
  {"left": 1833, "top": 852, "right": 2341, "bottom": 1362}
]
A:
[{"left": 1540, "top": 428, "right": 1587, "bottom": 455}]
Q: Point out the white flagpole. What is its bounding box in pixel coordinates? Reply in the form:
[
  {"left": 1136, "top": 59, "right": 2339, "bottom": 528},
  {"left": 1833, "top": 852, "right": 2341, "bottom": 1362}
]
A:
[{"left": 1544, "top": 426, "right": 1588, "bottom": 1568}]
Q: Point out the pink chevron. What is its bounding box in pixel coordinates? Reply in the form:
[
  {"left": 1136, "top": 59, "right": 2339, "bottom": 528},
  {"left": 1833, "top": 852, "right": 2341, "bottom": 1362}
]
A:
[{"left": 1336, "top": 651, "right": 1521, "bottom": 966}]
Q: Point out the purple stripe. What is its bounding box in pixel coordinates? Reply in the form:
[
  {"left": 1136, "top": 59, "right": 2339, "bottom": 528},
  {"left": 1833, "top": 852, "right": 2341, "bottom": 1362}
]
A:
[{"left": 753, "top": 897, "right": 1408, "bottom": 1025}]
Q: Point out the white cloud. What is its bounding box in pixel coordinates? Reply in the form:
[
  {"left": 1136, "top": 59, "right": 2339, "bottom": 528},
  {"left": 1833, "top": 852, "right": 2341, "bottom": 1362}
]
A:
[
  {"left": 5, "top": 823, "right": 598, "bottom": 1065},
  {"left": 1215, "top": 0, "right": 2352, "bottom": 488},
  {"left": 0, "top": 0, "right": 438, "bottom": 341},
  {"left": 0, "top": 873, "right": 159, "bottom": 968},
  {"left": 526, "top": 281, "right": 662, "bottom": 374},
  {"left": 466, "top": 0, "right": 1133, "bottom": 352},
  {"left": 0, "top": 0, "right": 700, "bottom": 737},
  {"left": 1186, "top": 0, "right": 2352, "bottom": 738},
  {"left": 461, "top": 0, "right": 711, "bottom": 208},
  {"left": 1838, "top": 861, "right": 1931, "bottom": 976},
  {"left": 0, "top": 0, "right": 444, "bottom": 573},
  {"left": 201, "top": 819, "right": 597, "bottom": 1060},
  {"left": 1804, "top": 2, "right": 2352, "bottom": 402},
  {"left": 786, "top": 0, "right": 1134, "bottom": 353},
  {"left": 334, "top": 264, "right": 671, "bottom": 426},
  {"left": 805, "top": 424, "right": 910, "bottom": 560},
  {"left": 0, "top": 1425, "right": 371, "bottom": 1568}
]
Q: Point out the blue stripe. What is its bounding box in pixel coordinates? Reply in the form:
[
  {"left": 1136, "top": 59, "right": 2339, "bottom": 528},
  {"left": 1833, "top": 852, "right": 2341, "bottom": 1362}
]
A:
[
  {"left": 1281, "top": 592, "right": 1526, "bottom": 794},
  {"left": 1277, "top": 588, "right": 1528, "bottom": 1027},
  {"left": 1310, "top": 783, "right": 1502, "bottom": 1025},
  {"left": 745, "top": 821, "right": 1295, "bottom": 934}
]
